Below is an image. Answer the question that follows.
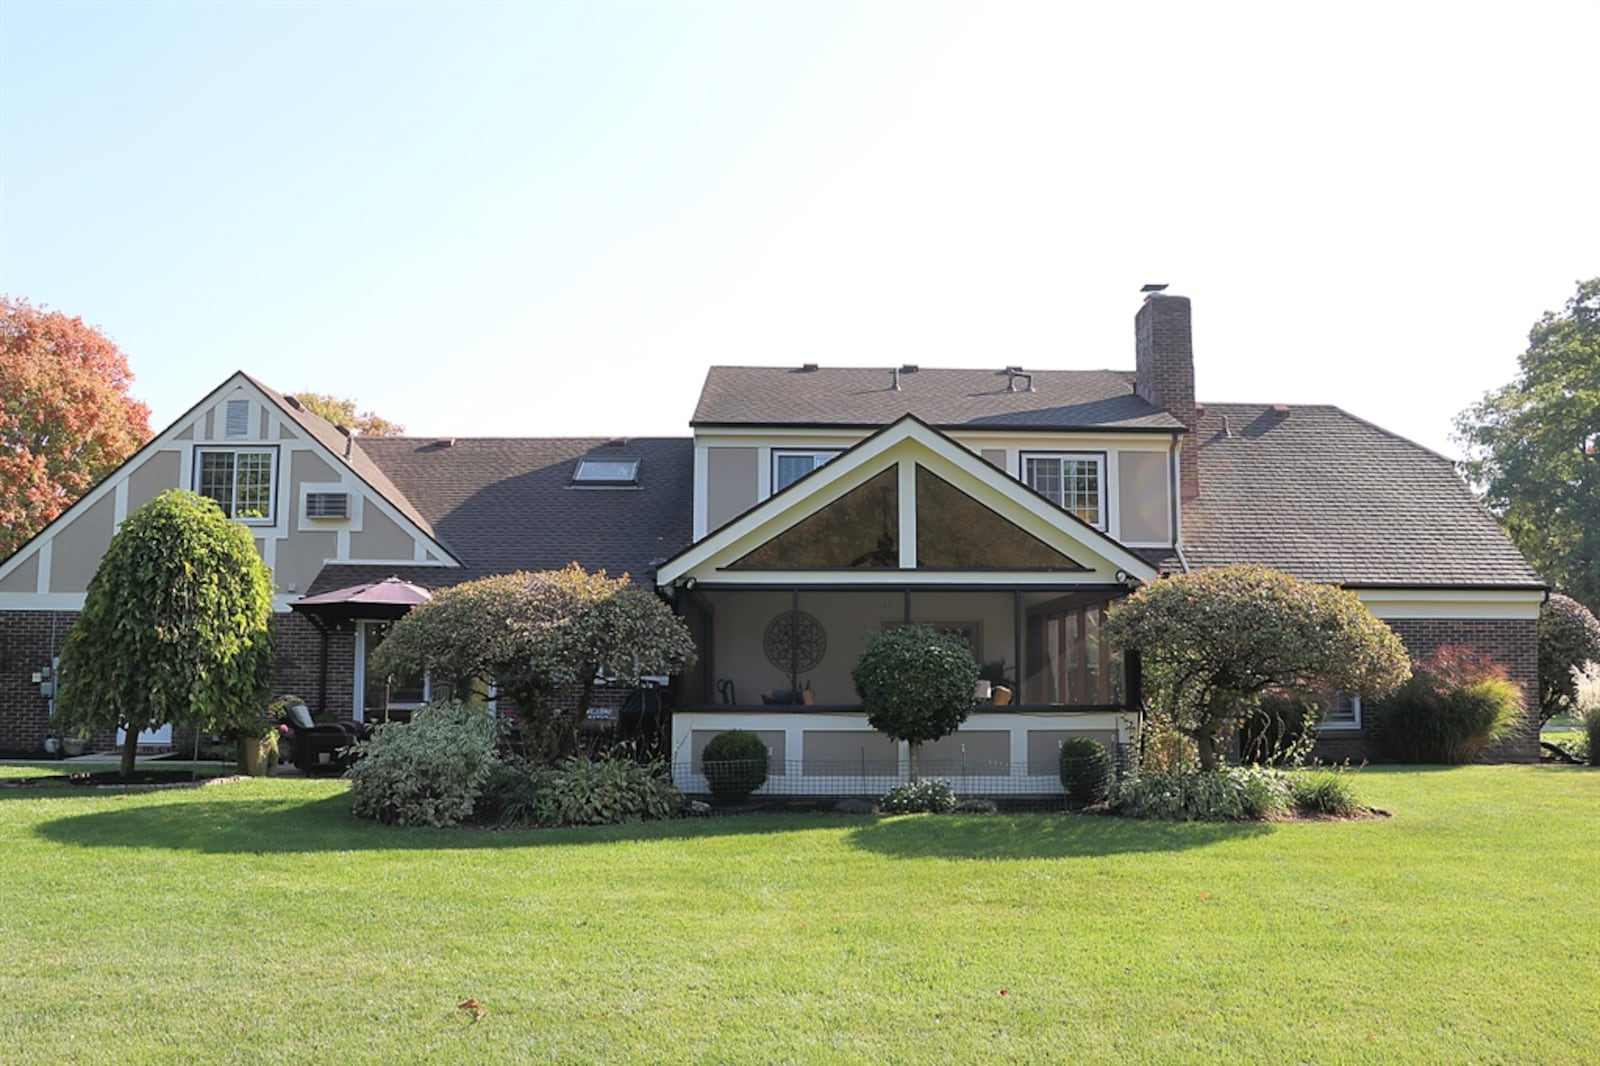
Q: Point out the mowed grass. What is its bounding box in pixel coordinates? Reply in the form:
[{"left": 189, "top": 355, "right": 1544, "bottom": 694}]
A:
[{"left": 1, "top": 765, "right": 1596, "bottom": 1065}]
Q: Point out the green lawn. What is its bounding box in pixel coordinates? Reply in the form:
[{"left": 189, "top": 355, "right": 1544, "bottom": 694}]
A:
[{"left": 1, "top": 764, "right": 1596, "bottom": 1064}]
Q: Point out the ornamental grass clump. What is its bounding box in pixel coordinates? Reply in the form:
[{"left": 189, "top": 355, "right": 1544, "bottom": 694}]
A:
[
  {"left": 1058, "top": 737, "right": 1113, "bottom": 808},
  {"left": 347, "top": 700, "right": 499, "bottom": 827},
  {"left": 700, "top": 729, "right": 770, "bottom": 802},
  {"left": 1577, "top": 663, "right": 1600, "bottom": 767},
  {"left": 1287, "top": 769, "right": 1363, "bottom": 817},
  {"left": 1380, "top": 646, "right": 1527, "bottom": 764}
]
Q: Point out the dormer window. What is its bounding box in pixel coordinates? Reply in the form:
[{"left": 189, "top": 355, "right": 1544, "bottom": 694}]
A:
[
  {"left": 573, "top": 458, "right": 640, "bottom": 486},
  {"left": 1022, "top": 452, "right": 1105, "bottom": 529}
]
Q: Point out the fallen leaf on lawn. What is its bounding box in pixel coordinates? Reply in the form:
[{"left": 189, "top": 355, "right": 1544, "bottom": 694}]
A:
[{"left": 458, "top": 999, "right": 486, "bottom": 1021}]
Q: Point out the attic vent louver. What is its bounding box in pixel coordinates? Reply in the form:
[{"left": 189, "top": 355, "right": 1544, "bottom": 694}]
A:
[
  {"left": 225, "top": 399, "right": 250, "bottom": 438},
  {"left": 305, "top": 492, "right": 350, "bottom": 519}
]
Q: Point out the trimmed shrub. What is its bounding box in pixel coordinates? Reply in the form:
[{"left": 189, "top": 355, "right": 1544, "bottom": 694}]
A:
[
  {"left": 1538, "top": 594, "right": 1600, "bottom": 724},
  {"left": 1058, "top": 737, "right": 1113, "bottom": 808},
  {"left": 348, "top": 700, "right": 499, "bottom": 827},
  {"left": 1381, "top": 647, "right": 1526, "bottom": 764},
  {"left": 881, "top": 778, "right": 958, "bottom": 814},
  {"left": 1114, "top": 767, "right": 1292, "bottom": 822},
  {"left": 701, "top": 729, "right": 770, "bottom": 802},
  {"left": 1287, "top": 770, "right": 1362, "bottom": 817}
]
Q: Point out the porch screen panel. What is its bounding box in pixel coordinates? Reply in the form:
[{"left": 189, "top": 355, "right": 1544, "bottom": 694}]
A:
[
  {"left": 731, "top": 468, "right": 899, "bottom": 569},
  {"left": 1025, "top": 598, "right": 1124, "bottom": 706},
  {"left": 915, "top": 466, "right": 1085, "bottom": 570}
]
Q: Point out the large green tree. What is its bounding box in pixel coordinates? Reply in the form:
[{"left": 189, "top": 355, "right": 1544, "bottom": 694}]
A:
[
  {"left": 0, "top": 298, "right": 151, "bottom": 557},
  {"left": 369, "top": 565, "right": 695, "bottom": 762},
  {"left": 55, "top": 490, "right": 276, "bottom": 777},
  {"left": 1105, "top": 565, "right": 1411, "bottom": 770},
  {"left": 1457, "top": 278, "right": 1600, "bottom": 610}
]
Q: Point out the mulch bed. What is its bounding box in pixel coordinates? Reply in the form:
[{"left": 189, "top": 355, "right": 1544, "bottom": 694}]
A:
[{"left": 1, "top": 770, "right": 247, "bottom": 789}]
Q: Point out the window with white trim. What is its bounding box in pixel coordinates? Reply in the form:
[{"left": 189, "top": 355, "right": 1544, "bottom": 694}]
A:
[
  {"left": 1322, "top": 693, "right": 1362, "bottom": 730},
  {"left": 1022, "top": 452, "right": 1105, "bottom": 529},
  {"left": 195, "top": 447, "right": 277, "bottom": 522},
  {"left": 772, "top": 449, "right": 841, "bottom": 492}
]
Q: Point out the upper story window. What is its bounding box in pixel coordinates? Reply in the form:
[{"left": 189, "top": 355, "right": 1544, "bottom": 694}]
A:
[
  {"left": 196, "top": 447, "right": 277, "bottom": 523},
  {"left": 1022, "top": 452, "right": 1105, "bottom": 529},
  {"left": 773, "top": 449, "right": 841, "bottom": 492},
  {"left": 572, "top": 458, "right": 640, "bottom": 486}
]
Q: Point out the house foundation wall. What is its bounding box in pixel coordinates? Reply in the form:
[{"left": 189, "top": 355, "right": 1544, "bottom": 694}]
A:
[
  {"left": 1312, "top": 615, "right": 1540, "bottom": 764},
  {"left": 672, "top": 709, "right": 1136, "bottom": 795}
]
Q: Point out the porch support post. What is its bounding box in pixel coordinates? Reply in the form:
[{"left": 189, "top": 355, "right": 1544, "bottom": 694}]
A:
[
  {"left": 1013, "top": 590, "right": 1023, "bottom": 704},
  {"left": 897, "top": 460, "right": 916, "bottom": 568}
]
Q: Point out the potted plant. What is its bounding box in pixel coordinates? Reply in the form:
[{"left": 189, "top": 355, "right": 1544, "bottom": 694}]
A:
[
  {"left": 978, "top": 660, "right": 1016, "bottom": 706},
  {"left": 61, "top": 729, "right": 90, "bottom": 757}
]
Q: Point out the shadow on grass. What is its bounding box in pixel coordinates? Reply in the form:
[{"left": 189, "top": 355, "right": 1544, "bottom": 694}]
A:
[
  {"left": 846, "top": 812, "right": 1273, "bottom": 860},
  {"left": 30, "top": 792, "right": 881, "bottom": 854}
]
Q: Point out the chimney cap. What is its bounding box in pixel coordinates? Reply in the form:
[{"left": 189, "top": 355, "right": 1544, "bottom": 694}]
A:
[{"left": 1141, "top": 283, "right": 1169, "bottom": 294}]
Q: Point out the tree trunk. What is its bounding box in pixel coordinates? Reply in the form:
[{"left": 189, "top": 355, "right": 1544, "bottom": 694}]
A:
[
  {"left": 120, "top": 727, "right": 140, "bottom": 779},
  {"left": 908, "top": 740, "right": 921, "bottom": 782},
  {"left": 1195, "top": 729, "right": 1220, "bottom": 772}
]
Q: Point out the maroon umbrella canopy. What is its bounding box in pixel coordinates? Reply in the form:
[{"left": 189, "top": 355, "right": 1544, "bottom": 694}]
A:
[{"left": 291, "top": 576, "right": 433, "bottom": 625}]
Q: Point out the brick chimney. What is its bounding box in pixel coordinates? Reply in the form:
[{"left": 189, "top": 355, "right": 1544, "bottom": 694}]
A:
[{"left": 1135, "top": 293, "right": 1198, "bottom": 500}]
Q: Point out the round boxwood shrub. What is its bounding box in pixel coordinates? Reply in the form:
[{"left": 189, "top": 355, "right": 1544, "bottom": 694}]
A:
[
  {"left": 701, "top": 729, "right": 770, "bottom": 801},
  {"left": 1058, "top": 736, "right": 1113, "bottom": 808}
]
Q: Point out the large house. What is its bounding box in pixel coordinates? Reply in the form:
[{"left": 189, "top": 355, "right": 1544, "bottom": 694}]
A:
[{"left": 0, "top": 294, "right": 1545, "bottom": 789}]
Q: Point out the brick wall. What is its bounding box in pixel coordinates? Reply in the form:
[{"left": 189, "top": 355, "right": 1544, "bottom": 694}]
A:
[
  {"left": 272, "top": 612, "right": 357, "bottom": 717},
  {"left": 0, "top": 610, "right": 81, "bottom": 755},
  {"left": 1312, "top": 615, "right": 1540, "bottom": 764}
]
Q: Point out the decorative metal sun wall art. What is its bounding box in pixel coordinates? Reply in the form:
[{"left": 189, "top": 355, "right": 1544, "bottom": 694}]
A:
[{"left": 764, "top": 610, "right": 826, "bottom": 673}]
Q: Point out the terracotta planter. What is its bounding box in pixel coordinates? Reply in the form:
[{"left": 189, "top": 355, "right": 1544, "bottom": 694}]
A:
[{"left": 991, "top": 686, "right": 1013, "bottom": 707}]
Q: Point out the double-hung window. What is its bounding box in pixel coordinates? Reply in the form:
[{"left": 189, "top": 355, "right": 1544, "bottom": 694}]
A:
[
  {"left": 1022, "top": 452, "right": 1105, "bottom": 529},
  {"left": 772, "top": 449, "right": 841, "bottom": 492},
  {"left": 1321, "top": 693, "right": 1362, "bottom": 730},
  {"left": 196, "top": 447, "right": 277, "bottom": 522}
]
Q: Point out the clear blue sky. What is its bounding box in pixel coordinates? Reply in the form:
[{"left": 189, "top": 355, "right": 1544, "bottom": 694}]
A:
[{"left": 3, "top": 1, "right": 1595, "bottom": 458}]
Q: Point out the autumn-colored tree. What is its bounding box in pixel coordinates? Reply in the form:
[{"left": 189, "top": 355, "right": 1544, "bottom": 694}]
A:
[
  {"left": 291, "top": 392, "right": 405, "bottom": 436},
  {"left": 0, "top": 298, "right": 151, "bottom": 557},
  {"left": 370, "top": 565, "right": 695, "bottom": 762},
  {"left": 55, "top": 490, "right": 275, "bottom": 777},
  {"left": 1105, "top": 565, "right": 1412, "bottom": 770}
]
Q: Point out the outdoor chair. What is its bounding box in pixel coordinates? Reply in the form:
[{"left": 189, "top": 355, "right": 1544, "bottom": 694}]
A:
[{"left": 279, "top": 701, "right": 368, "bottom": 775}]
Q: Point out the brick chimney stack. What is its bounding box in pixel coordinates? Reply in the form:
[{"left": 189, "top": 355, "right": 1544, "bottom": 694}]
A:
[{"left": 1135, "top": 293, "right": 1198, "bottom": 500}]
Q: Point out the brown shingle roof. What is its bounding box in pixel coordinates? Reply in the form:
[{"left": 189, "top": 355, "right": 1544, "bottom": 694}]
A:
[
  {"left": 692, "top": 366, "right": 1185, "bottom": 431},
  {"left": 1173, "top": 403, "right": 1543, "bottom": 588},
  {"left": 306, "top": 436, "right": 693, "bottom": 595}
]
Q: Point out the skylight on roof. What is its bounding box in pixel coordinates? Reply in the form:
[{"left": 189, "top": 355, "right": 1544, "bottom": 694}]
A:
[{"left": 573, "top": 458, "right": 640, "bottom": 486}]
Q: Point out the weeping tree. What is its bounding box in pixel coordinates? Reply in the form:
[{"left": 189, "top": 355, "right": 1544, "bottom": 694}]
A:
[
  {"left": 369, "top": 565, "right": 696, "bottom": 763},
  {"left": 1104, "top": 565, "right": 1412, "bottom": 771},
  {"left": 852, "top": 625, "right": 981, "bottom": 781},
  {"left": 55, "top": 489, "right": 276, "bottom": 777}
]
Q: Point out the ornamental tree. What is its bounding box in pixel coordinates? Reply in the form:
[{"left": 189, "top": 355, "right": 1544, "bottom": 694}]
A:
[
  {"left": 0, "top": 298, "right": 151, "bottom": 557},
  {"left": 852, "top": 625, "right": 981, "bottom": 781},
  {"left": 369, "top": 564, "right": 696, "bottom": 763},
  {"left": 1456, "top": 278, "right": 1600, "bottom": 611},
  {"left": 1104, "top": 565, "right": 1411, "bottom": 771},
  {"left": 1537, "top": 593, "right": 1600, "bottom": 725},
  {"left": 55, "top": 490, "right": 275, "bottom": 777}
]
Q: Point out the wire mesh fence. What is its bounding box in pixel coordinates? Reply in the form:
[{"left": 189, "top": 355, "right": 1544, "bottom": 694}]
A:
[{"left": 672, "top": 744, "right": 1135, "bottom": 812}]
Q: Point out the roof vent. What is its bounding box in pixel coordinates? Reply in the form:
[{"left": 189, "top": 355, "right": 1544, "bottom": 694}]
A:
[
  {"left": 1272, "top": 404, "right": 1291, "bottom": 418},
  {"left": 336, "top": 424, "right": 353, "bottom": 457},
  {"left": 606, "top": 437, "right": 629, "bottom": 448},
  {"left": 435, "top": 437, "right": 456, "bottom": 448},
  {"left": 800, "top": 363, "right": 818, "bottom": 372},
  {"left": 900, "top": 364, "right": 918, "bottom": 374},
  {"left": 284, "top": 394, "right": 303, "bottom": 410},
  {"left": 1004, "top": 367, "right": 1034, "bottom": 393},
  {"left": 1221, "top": 414, "right": 1232, "bottom": 439},
  {"left": 890, "top": 367, "right": 902, "bottom": 391}
]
